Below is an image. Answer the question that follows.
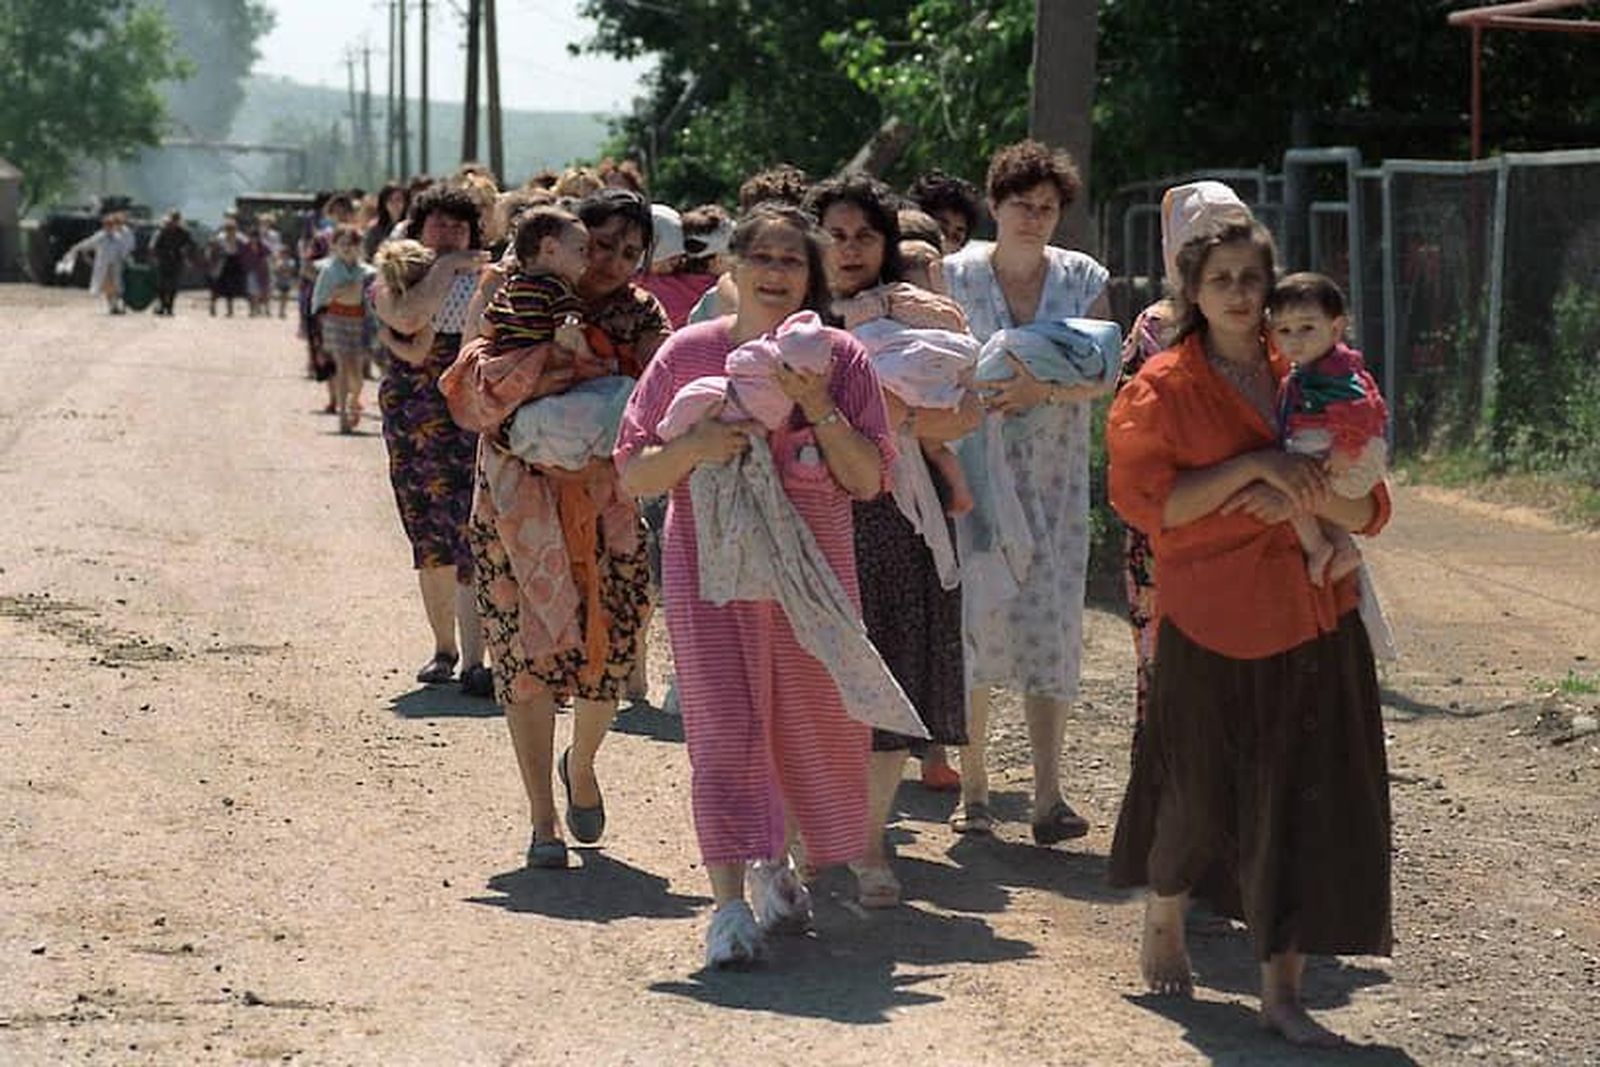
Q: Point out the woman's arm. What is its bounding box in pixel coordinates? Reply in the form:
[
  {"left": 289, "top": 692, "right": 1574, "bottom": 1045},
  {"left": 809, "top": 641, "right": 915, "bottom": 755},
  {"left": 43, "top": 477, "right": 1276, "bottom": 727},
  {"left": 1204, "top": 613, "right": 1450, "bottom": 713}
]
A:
[
  {"left": 379, "top": 324, "right": 437, "bottom": 367},
  {"left": 373, "top": 251, "right": 484, "bottom": 333},
  {"left": 774, "top": 362, "right": 882, "bottom": 501},
  {"left": 617, "top": 412, "right": 753, "bottom": 498},
  {"left": 1164, "top": 450, "right": 1329, "bottom": 529},
  {"left": 909, "top": 392, "right": 982, "bottom": 443}
]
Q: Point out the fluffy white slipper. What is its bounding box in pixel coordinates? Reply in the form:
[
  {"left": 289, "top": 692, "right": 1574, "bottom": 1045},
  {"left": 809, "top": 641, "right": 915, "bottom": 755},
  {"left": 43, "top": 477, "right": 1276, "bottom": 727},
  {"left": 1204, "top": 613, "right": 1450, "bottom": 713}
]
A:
[
  {"left": 705, "top": 900, "right": 765, "bottom": 970},
  {"left": 749, "top": 858, "right": 814, "bottom": 935}
]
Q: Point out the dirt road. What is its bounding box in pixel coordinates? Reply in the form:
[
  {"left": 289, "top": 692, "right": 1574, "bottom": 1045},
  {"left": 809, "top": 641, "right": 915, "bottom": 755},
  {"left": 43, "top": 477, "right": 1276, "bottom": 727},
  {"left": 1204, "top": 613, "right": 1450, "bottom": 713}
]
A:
[{"left": 2, "top": 285, "right": 1596, "bottom": 1065}]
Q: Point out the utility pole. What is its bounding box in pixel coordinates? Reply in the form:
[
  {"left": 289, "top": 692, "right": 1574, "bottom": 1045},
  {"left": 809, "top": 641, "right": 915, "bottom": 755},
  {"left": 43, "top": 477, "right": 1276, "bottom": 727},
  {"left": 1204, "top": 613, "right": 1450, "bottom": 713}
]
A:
[
  {"left": 398, "top": 0, "right": 410, "bottom": 179},
  {"left": 386, "top": 0, "right": 396, "bottom": 178},
  {"left": 345, "top": 48, "right": 360, "bottom": 180},
  {"left": 361, "top": 44, "right": 374, "bottom": 184},
  {"left": 419, "top": 0, "right": 430, "bottom": 173},
  {"left": 462, "top": 0, "right": 481, "bottom": 163},
  {"left": 1029, "top": 0, "right": 1098, "bottom": 251},
  {"left": 486, "top": 0, "right": 503, "bottom": 182}
]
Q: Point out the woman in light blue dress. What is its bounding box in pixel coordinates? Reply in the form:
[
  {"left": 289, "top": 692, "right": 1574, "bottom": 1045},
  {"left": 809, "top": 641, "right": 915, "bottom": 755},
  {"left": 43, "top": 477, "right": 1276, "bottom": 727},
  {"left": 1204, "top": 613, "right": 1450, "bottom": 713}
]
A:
[{"left": 943, "top": 140, "right": 1115, "bottom": 845}]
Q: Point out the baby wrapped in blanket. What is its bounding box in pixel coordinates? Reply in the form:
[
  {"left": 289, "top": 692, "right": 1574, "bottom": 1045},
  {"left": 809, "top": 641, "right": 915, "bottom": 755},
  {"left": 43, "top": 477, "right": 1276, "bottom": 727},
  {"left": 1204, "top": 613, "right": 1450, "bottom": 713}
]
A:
[
  {"left": 850, "top": 317, "right": 980, "bottom": 589},
  {"left": 655, "top": 310, "right": 927, "bottom": 739},
  {"left": 957, "top": 318, "right": 1123, "bottom": 619}
]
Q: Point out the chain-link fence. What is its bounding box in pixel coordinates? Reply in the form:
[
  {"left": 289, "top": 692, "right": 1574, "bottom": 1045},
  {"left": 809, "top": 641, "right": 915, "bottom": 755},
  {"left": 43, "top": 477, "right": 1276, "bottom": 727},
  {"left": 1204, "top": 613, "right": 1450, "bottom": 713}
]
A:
[{"left": 1101, "top": 147, "right": 1600, "bottom": 475}]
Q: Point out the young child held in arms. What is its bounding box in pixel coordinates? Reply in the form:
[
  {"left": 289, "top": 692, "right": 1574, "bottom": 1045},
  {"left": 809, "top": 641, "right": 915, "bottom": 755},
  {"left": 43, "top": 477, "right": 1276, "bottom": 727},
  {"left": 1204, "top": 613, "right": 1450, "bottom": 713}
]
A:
[
  {"left": 1267, "top": 272, "right": 1389, "bottom": 586},
  {"left": 372, "top": 239, "right": 438, "bottom": 360},
  {"left": 310, "top": 225, "right": 378, "bottom": 433}
]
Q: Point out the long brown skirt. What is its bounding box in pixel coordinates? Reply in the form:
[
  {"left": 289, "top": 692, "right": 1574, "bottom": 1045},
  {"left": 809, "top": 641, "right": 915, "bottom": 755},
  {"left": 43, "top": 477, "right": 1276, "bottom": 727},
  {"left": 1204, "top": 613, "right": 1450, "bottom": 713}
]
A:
[{"left": 1109, "top": 612, "right": 1393, "bottom": 961}]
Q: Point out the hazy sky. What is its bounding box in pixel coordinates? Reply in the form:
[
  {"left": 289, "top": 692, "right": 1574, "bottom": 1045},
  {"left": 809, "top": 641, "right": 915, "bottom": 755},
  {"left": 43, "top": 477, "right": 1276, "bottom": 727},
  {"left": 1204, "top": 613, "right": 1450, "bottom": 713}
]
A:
[{"left": 253, "top": 0, "right": 654, "bottom": 113}]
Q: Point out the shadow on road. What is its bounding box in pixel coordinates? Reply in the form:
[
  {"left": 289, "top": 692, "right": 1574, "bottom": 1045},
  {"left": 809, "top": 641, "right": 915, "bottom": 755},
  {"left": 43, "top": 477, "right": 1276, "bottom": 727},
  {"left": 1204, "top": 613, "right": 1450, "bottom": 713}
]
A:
[
  {"left": 649, "top": 890, "right": 1034, "bottom": 1024},
  {"left": 388, "top": 686, "right": 503, "bottom": 719},
  {"left": 1125, "top": 993, "right": 1419, "bottom": 1065},
  {"left": 610, "top": 701, "right": 684, "bottom": 743},
  {"left": 1380, "top": 687, "right": 1491, "bottom": 720},
  {"left": 469, "top": 850, "right": 709, "bottom": 923}
]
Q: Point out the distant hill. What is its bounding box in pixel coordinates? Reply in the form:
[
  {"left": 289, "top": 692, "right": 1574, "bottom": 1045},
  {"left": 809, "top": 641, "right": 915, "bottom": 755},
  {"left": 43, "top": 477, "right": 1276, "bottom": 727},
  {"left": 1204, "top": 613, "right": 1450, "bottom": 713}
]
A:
[{"left": 233, "top": 75, "right": 616, "bottom": 183}]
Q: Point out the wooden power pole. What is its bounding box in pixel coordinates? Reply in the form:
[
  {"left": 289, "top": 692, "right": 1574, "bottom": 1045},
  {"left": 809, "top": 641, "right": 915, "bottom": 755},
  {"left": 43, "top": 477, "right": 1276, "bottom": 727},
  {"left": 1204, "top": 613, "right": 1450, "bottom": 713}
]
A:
[
  {"left": 362, "top": 44, "right": 375, "bottom": 184},
  {"left": 398, "top": 0, "right": 410, "bottom": 178},
  {"left": 485, "top": 0, "right": 504, "bottom": 182},
  {"left": 1029, "top": 0, "right": 1098, "bottom": 251},
  {"left": 386, "top": 0, "right": 396, "bottom": 177},
  {"left": 462, "top": 0, "right": 481, "bottom": 163},
  {"left": 419, "top": 0, "right": 430, "bottom": 173}
]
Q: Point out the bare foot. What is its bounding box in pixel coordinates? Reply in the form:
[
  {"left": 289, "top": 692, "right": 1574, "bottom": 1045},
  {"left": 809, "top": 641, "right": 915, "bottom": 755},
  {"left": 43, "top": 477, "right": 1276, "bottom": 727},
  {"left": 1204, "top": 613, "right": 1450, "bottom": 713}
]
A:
[
  {"left": 1140, "top": 894, "right": 1193, "bottom": 996},
  {"left": 1261, "top": 1000, "right": 1347, "bottom": 1048}
]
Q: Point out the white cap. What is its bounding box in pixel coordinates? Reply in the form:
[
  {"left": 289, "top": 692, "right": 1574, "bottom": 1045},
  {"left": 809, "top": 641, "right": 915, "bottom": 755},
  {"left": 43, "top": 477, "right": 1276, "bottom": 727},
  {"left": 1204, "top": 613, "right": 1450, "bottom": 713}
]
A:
[
  {"left": 1161, "top": 181, "right": 1253, "bottom": 290},
  {"left": 650, "top": 204, "right": 684, "bottom": 264}
]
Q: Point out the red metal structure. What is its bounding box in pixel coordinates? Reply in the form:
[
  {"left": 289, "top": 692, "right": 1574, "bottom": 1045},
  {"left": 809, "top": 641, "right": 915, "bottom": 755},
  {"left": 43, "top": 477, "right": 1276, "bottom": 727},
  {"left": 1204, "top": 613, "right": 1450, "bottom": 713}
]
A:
[{"left": 1447, "top": 0, "right": 1600, "bottom": 158}]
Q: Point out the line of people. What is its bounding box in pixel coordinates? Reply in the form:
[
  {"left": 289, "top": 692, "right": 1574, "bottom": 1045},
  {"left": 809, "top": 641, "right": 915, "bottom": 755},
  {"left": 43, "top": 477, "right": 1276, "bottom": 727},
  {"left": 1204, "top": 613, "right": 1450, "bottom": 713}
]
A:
[{"left": 330, "top": 143, "right": 1392, "bottom": 1049}]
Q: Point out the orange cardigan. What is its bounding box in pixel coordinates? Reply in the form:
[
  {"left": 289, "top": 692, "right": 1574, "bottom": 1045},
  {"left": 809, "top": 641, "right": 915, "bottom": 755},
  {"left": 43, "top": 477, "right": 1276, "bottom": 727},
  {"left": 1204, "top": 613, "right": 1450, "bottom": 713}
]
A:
[{"left": 1106, "top": 332, "right": 1391, "bottom": 660}]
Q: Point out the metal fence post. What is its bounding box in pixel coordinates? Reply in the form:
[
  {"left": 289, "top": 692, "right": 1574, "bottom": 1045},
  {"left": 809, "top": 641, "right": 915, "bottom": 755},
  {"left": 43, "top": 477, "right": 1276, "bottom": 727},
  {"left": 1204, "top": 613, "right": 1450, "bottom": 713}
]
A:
[
  {"left": 1381, "top": 163, "right": 1398, "bottom": 451},
  {"left": 1482, "top": 155, "right": 1510, "bottom": 427}
]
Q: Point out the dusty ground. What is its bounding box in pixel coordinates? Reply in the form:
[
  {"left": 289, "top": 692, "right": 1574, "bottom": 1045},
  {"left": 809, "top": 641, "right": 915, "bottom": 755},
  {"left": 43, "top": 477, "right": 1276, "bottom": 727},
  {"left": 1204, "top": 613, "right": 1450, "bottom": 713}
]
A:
[{"left": 1, "top": 284, "right": 1596, "bottom": 1066}]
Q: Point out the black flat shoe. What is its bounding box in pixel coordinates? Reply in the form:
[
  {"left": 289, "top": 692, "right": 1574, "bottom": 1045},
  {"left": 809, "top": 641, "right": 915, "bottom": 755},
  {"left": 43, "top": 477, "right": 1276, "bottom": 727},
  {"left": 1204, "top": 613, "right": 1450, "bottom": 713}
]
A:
[
  {"left": 558, "top": 747, "right": 605, "bottom": 845},
  {"left": 459, "top": 664, "right": 494, "bottom": 698},
  {"left": 1031, "top": 799, "right": 1089, "bottom": 845},
  {"left": 415, "top": 651, "right": 459, "bottom": 684}
]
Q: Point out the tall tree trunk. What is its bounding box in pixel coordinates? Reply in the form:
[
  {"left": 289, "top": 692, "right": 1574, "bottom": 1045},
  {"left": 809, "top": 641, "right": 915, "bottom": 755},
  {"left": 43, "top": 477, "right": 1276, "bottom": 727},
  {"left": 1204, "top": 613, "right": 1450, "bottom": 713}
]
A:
[{"left": 1029, "top": 0, "right": 1098, "bottom": 252}]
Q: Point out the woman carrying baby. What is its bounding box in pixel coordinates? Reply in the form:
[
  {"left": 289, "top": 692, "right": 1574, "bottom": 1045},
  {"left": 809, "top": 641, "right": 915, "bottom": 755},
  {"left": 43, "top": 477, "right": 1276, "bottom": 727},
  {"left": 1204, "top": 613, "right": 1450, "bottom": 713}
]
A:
[{"left": 615, "top": 202, "right": 894, "bottom": 968}]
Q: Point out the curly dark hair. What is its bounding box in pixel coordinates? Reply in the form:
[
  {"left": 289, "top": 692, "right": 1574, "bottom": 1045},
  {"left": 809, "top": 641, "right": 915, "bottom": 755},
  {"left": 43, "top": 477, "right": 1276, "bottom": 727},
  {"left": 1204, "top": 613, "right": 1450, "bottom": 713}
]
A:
[
  {"left": 803, "top": 172, "right": 904, "bottom": 291},
  {"left": 737, "top": 164, "right": 812, "bottom": 212},
  {"left": 574, "top": 188, "right": 654, "bottom": 264},
  {"left": 908, "top": 169, "right": 981, "bottom": 238},
  {"left": 986, "top": 139, "right": 1083, "bottom": 209},
  {"left": 729, "top": 202, "right": 833, "bottom": 317},
  {"left": 406, "top": 182, "right": 484, "bottom": 249}
]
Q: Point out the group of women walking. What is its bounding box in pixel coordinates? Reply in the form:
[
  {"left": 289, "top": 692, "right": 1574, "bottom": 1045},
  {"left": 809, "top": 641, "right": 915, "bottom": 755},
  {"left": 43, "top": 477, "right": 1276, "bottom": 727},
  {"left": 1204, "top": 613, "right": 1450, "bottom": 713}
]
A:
[{"left": 355, "top": 141, "right": 1393, "bottom": 1049}]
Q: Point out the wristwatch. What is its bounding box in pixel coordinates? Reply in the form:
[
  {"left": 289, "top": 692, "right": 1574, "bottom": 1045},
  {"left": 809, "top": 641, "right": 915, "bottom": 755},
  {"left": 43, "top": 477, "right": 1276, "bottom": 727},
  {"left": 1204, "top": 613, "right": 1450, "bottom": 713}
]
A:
[{"left": 812, "top": 407, "right": 845, "bottom": 429}]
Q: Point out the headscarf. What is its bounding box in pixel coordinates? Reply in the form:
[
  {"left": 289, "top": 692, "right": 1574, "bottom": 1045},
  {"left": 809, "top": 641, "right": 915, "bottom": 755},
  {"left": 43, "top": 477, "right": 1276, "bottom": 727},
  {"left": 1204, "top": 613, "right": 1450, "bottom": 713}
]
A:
[{"left": 1160, "top": 181, "right": 1253, "bottom": 291}]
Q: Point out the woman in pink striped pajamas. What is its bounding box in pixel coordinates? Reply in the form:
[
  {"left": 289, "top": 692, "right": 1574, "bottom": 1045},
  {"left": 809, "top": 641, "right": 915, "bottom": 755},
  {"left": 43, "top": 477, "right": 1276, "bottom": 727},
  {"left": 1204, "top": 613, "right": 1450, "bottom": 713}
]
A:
[{"left": 615, "top": 203, "right": 894, "bottom": 968}]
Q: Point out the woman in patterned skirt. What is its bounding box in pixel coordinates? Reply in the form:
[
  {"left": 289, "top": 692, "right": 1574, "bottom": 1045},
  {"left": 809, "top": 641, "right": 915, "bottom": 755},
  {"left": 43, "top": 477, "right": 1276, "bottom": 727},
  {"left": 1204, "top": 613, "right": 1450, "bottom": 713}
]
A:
[
  {"left": 466, "top": 189, "right": 669, "bottom": 870},
  {"left": 809, "top": 173, "right": 980, "bottom": 907},
  {"left": 372, "top": 183, "right": 492, "bottom": 694}
]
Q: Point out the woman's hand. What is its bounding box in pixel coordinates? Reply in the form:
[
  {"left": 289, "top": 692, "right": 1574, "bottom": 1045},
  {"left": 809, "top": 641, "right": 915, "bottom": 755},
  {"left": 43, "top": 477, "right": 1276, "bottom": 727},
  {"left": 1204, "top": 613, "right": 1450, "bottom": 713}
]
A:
[
  {"left": 682, "top": 407, "right": 756, "bottom": 468},
  {"left": 978, "top": 354, "right": 1051, "bottom": 416},
  {"left": 1251, "top": 451, "right": 1331, "bottom": 513},
  {"left": 1219, "top": 483, "right": 1297, "bottom": 525},
  {"left": 772, "top": 361, "right": 835, "bottom": 423}
]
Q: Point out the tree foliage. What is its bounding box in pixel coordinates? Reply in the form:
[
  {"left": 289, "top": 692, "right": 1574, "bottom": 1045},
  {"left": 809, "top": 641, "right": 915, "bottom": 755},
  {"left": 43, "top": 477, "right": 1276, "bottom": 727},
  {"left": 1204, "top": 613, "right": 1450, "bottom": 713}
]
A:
[
  {"left": 0, "top": 0, "right": 192, "bottom": 209},
  {"left": 579, "top": 0, "right": 1600, "bottom": 206},
  {"left": 154, "top": 0, "right": 276, "bottom": 139},
  {"left": 575, "top": 0, "right": 911, "bottom": 205},
  {"left": 823, "top": 0, "right": 1032, "bottom": 190}
]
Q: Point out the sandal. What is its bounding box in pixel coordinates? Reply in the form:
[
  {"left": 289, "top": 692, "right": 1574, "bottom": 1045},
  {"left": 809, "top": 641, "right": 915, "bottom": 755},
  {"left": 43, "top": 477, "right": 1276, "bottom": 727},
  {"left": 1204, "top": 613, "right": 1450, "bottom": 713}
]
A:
[
  {"left": 920, "top": 761, "right": 961, "bottom": 792},
  {"left": 558, "top": 747, "right": 605, "bottom": 845},
  {"left": 950, "top": 801, "right": 996, "bottom": 836},
  {"left": 849, "top": 862, "right": 902, "bottom": 909},
  {"left": 1031, "top": 799, "right": 1090, "bottom": 845},
  {"left": 415, "top": 651, "right": 459, "bottom": 684}
]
